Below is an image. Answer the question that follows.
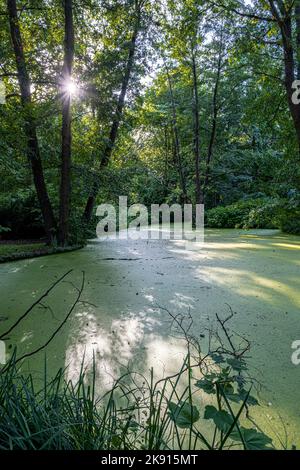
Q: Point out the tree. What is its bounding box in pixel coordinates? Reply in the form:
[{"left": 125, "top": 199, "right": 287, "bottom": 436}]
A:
[
  {"left": 165, "top": 61, "right": 187, "bottom": 203},
  {"left": 268, "top": 0, "right": 300, "bottom": 157},
  {"left": 6, "top": 0, "right": 56, "bottom": 243},
  {"left": 203, "top": 23, "right": 224, "bottom": 194},
  {"left": 82, "top": 0, "right": 147, "bottom": 223},
  {"left": 58, "top": 0, "right": 74, "bottom": 246},
  {"left": 215, "top": 0, "right": 300, "bottom": 158}
]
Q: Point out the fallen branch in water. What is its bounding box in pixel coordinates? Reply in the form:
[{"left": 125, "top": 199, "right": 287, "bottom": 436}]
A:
[
  {"left": 0, "top": 270, "right": 73, "bottom": 340},
  {"left": 1, "top": 271, "right": 85, "bottom": 371}
]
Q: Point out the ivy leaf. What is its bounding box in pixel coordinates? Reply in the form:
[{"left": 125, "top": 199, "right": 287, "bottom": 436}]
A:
[{"left": 168, "top": 401, "right": 200, "bottom": 428}]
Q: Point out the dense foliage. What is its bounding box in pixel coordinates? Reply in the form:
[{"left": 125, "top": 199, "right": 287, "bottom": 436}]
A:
[{"left": 1, "top": 0, "right": 300, "bottom": 242}]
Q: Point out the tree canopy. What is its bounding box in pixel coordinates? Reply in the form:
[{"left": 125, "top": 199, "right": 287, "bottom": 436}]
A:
[{"left": 1, "top": 0, "right": 300, "bottom": 243}]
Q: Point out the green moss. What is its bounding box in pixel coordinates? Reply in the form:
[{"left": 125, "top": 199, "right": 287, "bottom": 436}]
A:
[
  {"left": 0, "top": 243, "right": 45, "bottom": 256},
  {"left": 0, "top": 243, "right": 84, "bottom": 263}
]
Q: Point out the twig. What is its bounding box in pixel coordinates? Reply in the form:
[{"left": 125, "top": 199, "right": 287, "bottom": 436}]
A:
[
  {"left": 2, "top": 271, "right": 85, "bottom": 370},
  {"left": 0, "top": 270, "right": 73, "bottom": 340}
]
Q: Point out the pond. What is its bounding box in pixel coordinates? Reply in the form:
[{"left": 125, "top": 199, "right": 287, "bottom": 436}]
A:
[{"left": 0, "top": 228, "right": 300, "bottom": 448}]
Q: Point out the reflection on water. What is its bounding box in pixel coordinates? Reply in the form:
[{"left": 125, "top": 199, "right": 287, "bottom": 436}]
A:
[
  {"left": 65, "top": 308, "right": 160, "bottom": 388},
  {"left": 0, "top": 228, "right": 300, "bottom": 447}
]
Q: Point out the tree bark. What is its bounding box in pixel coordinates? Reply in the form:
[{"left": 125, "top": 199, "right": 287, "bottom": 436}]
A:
[
  {"left": 191, "top": 51, "right": 203, "bottom": 204},
  {"left": 204, "top": 29, "right": 223, "bottom": 192},
  {"left": 58, "top": 0, "right": 74, "bottom": 246},
  {"left": 296, "top": 0, "right": 300, "bottom": 79},
  {"left": 82, "top": 8, "right": 141, "bottom": 223},
  {"left": 165, "top": 64, "right": 187, "bottom": 203},
  {"left": 269, "top": 1, "right": 300, "bottom": 155},
  {"left": 7, "top": 0, "right": 56, "bottom": 243}
]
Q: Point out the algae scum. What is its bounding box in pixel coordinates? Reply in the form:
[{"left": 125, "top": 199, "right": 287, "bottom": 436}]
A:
[{"left": 0, "top": 229, "right": 300, "bottom": 448}]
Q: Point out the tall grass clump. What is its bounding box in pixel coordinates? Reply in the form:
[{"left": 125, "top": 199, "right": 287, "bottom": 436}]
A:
[{"left": 0, "top": 318, "right": 273, "bottom": 450}]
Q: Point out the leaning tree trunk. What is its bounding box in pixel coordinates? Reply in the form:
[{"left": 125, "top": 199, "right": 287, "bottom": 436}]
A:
[
  {"left": 57, "top": 0, "right": 74, "bottom": 246},
  {"left": 280, "top": 16, "right": 300, "bottom": 156},
  {"left": 7, "top": 0, "right": 56, "bottom": 243},
  {"left": 269, "top": 1, "right": 300, "bottom": 157},
  {"left": 82, "top": 12, "right": 141, "bottom": 224},
  {"left": 294, "top": 0, "right": 300, "bottom": 159},
  {"left": 296, "top": 0, "right": 300, "bottom": 80}
]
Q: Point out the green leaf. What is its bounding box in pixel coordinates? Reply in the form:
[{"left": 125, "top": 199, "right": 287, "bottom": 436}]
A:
[
  {"left": 231, "top": 427, "right": 273, "bottom": 450},
  {"left": 195, "top": 372, "right": 218, "bottom": 394},
  {"left": 219, "top": 382, "right": 234, "bottom": 395},
  {"left": 210, "top": 353, "right": 225, "bottom": 364},
  {"left": 203, "top": 405, "right": 218, "bottom": 420},
  {"left": 224, "top": 392, "right": 246, "bottom": 404},
  {"left": 222, "top": 387, "right": 259, "bottom": 406},
  {"left": 226, "top": 357, "right": 247, "bottom": 371},
  {"left": 239, "top": 389, "right": 259, "bottom": 406},
  {"left": 128, "top": 420, "right": 139, "bottom": 430},
  {"left": 204, "top": 405, "right": 234, "bottom": 433},
  {"left": 195, "top": 378, "right": 215, "bottom": 394},
  {"left": 111, "top": 435, "right": 123, "bottom": 448},
  {"left": 168, "top": 401, "right": 200, "bottom": 428}
]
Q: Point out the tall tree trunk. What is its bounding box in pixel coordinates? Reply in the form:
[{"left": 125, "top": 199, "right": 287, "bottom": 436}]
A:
[
  {"left": 82, "top": 10, "right": 141, "bottom": 223},
  {"left": 163, "top": 125, "right": 170, "bottom": 187},
  {"left": 191, "top": 51, "right": 203, "bottom": 204},
  {"left": 165, "top": 64, "right": 187, "bottom": 203},
  {"left": 204, "top": 29, "right": 223, "bottom": 192},
  {"left": 7, "top": 0, "right": 56, "bottom": 243},
  {"left": 269, "top": 1, "right": 300, "bottom": 156},
  {"left": 296, "top": 0, "right": 300, "bottom": 79},
  {"left": 58, "top": 0, "right": 74, "bottom": 246}
]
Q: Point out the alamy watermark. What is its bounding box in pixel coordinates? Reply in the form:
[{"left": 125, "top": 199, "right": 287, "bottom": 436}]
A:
[
  {"left": 292, "top": 80, "right": 300, "bottom": 105},
  {"left": 96, "top": 196, "right": 204, "bottom": 249},
  {"left": 0, "top": 80, "right": 6, "bottom": 104},
  {"left": 291, "top": 340, "right": 300, "bottom": 365},
  {"left": 0, "top": 340, "right": 6, "bottom": 365}
]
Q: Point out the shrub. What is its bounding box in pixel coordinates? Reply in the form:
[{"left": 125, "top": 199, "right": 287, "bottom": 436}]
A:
[
  {"left": 0, "top": 190, "right": 44, "bottom": 239},
  {"left": 206, "top": 198, "right": 282, "bottom": 229},
  {"left": 205, "top": 204, "right": 244, "bottom": 228},
  {"left": 281, "top": 216, "right": 300, "bottom": 234},
  {"left": 67, "top": 213, "right": 89, "bottom": 246},
  {"left": 280, "top": 190, "right": 300, "bottom": 234},
  {"left": 244, "top": 199, "right": 282, "bottom": 229},
  {"left": 0, "top": 225, "right": 11, "bottom": 240}
]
